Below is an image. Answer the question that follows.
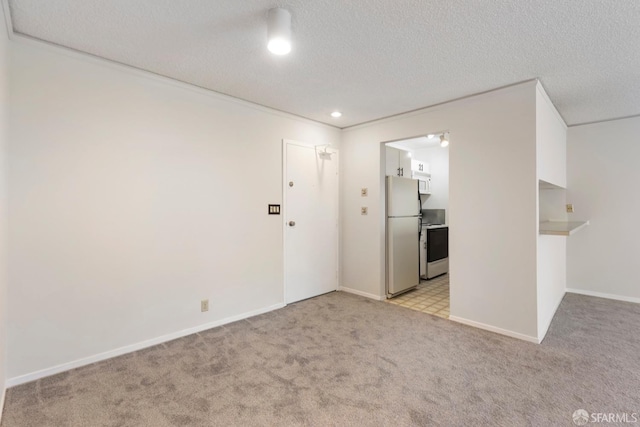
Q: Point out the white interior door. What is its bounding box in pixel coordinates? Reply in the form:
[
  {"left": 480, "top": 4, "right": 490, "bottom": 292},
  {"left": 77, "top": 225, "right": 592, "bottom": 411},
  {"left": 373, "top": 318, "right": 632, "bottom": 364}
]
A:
[{"left": 284, "top": 141, "right": 338, "bottom": 304}]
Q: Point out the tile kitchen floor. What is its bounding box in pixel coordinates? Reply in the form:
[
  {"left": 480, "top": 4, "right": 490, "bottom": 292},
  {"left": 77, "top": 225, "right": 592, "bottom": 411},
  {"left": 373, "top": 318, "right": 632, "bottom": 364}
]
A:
[{"left": 386, "top": 273, "right": 450, "bottom": 318}]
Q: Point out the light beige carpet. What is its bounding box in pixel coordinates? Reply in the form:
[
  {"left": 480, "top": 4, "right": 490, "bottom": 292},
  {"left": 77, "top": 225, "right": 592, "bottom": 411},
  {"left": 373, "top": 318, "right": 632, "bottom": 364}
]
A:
[{"left": 2, "top": 292, "right": 639, "bottom": 426}]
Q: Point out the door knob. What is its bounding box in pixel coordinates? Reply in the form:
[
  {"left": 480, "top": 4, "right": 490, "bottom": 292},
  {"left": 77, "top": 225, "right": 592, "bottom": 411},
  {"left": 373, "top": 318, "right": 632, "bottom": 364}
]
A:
[{"left": 289, "top": 221, "right": 296, "bottom": 226}]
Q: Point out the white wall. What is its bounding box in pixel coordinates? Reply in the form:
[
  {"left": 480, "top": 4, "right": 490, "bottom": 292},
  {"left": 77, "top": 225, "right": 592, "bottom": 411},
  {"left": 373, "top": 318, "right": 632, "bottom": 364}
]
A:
[
  {"left": 535, "top": 84, "right": 568, "bottom": 341},
  {"left": 536, "top": 85, "right": 567, "bottom": 188},
  {"left": 538, "top": 187, "right": 567, "bottom": 222},
  {"left": 7, "top": 38, "right": 340, "bottom": 381},
  {"left": 0, "top": 2, "right": 9, "bottom": 416},
  {"left": 536, "top": 235, "right": 565, "bottom": 338},
  {"left": 567, "top": 116, "right": 640, "bottom": 302},
  {"left": 341, "top": 81, "right": 540, "bottom": 340},
  {"left": 413, "top": 146, "right": 449, "bottom": 214}
]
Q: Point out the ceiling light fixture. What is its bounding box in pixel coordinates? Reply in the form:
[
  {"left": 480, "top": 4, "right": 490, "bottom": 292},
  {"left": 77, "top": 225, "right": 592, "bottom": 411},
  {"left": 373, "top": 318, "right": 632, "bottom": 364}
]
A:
[
  {"left": 267, "top": 8, "right": 292, "bottom": 55},
  {"left": 331, "top": 111, "right": 342, "bottom": 118},
  {"left": 315, "top": 144, "right": 333, "bottom": 160},
  {"left": 440, "top": 133, "right": 449, "bottom": 148},
  {"left": 427, "top": 134, "right": 435, "bottom": 139}
]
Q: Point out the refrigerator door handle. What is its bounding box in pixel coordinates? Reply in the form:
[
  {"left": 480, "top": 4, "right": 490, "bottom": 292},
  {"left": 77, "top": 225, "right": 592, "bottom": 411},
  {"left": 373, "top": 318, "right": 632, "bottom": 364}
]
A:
[{"left": 417, "top": 183, "right": 422, "bottom": 239}]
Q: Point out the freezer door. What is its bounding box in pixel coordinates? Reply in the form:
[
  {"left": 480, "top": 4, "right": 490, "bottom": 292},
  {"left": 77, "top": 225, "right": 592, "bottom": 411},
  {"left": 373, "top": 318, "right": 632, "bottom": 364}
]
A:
[
  {"left": 387, "top": 217, "right": 420, "bottom": 296},
  {"left": 386, "top": 176, "right": 420, "bottom": 217}
]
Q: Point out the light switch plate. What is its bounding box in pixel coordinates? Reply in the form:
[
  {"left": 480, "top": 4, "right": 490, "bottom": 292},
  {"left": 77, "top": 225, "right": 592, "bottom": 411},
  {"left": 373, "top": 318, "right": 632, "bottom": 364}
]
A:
[
  {"left": 566, "top": 204, "right": 574, "bottom": 213},
  {"left": 361, "top": 188, "right": 368, "bottom": 197},
  {"left": 268, "top": 204, "right": 281, "bottom": 215},
  {"left": 361, "top": 207, "right": 368, "bottom": 215}
]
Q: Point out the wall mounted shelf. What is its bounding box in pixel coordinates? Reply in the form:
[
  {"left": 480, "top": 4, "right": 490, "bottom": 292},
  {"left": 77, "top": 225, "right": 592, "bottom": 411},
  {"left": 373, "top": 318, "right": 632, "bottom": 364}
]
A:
[{"left": 539, "top": 221, "right": 589, "bottom": 236}]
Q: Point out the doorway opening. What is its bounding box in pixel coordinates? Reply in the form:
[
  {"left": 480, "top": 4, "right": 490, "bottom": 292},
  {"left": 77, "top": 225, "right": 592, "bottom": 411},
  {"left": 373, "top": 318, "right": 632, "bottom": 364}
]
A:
[{"left": 382, "top": 133, "right": 450, "bottom": 319}]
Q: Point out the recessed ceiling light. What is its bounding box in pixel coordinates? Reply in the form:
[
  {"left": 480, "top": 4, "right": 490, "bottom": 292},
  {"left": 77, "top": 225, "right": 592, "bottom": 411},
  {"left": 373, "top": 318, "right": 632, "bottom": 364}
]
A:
[
  {"left": 267, "top": 8, "right": 292, "bottom": 55},
  {"left": 331, "top": 111, "right": 342, "bottom": 118},
  {"left": 427, "top": 134, "right": 435, "bottom": 139}
]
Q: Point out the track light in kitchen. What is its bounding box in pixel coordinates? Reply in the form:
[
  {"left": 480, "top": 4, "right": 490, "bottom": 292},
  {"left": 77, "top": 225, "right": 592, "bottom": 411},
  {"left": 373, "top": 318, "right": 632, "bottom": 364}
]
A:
[
  {"left": 440, "top": 133, "right": 449, "bottom": 147},
  {"left": 331, "top": 111, "right": 342, "bottom": 118},
  {"left": 267, "top": 8, "right": 292, "bottom": 55}
]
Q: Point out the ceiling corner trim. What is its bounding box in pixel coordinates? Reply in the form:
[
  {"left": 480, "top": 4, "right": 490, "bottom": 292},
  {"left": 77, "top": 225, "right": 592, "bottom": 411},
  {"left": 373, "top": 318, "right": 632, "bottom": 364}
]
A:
[
  {"left": 9, "top": 32, "right": 341, "bottom": 132},
  {"left": 2, "top": 0, "right": 14, "bottom": 39},
  {"left": 568, "top": 113, "right": 640, "bottom": 129},
  {"left": 342, "top": 79, "right": 540, "bottom": 133}
]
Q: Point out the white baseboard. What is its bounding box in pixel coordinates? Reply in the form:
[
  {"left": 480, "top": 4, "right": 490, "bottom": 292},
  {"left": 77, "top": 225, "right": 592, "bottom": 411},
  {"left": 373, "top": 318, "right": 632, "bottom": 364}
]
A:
[
  {"left": 6, "top": 302, "right": 285, "bottom": 388},
  {"left": 0, "top": 383, "right": 6, "bottom": 425},
  {"left": 537, "top": 292, "right": 566, "bottom": 343},
  {"left": 449, "top": 315, "right": 540, "bottom": 344},
  {"left": 566, "top": 288, "right": 640, "bottom": 304},
  {"left": 338, "top": 286, "right": 384, "bottom": 301}
]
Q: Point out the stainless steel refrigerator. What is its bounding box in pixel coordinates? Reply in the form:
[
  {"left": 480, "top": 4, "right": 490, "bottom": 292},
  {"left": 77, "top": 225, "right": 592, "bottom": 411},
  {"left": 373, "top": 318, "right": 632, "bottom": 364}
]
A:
[{"left": 386, "top": 175, "right": 421, "bottom": 297}]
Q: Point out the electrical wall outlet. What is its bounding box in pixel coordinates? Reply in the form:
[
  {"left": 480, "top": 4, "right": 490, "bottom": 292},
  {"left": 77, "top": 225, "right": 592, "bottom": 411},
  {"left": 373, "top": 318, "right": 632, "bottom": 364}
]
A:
[
  {"left": 566, "top": 204, "right": 574, "bottom": 213},
  {"left": 201, "top": 299, "right": 209, "bottom": 312},
  {"left": 361, "top": 188, "right": 368, "bottom": 197},
  {"left": 361, "top": 207, "right": 368, "bottom": 215}
]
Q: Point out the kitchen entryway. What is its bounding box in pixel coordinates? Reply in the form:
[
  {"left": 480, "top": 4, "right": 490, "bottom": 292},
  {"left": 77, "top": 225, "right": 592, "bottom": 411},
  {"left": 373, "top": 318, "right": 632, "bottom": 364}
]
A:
[
  {"left": 383, "top": 132, "right": 451, "bottom": 318},
  {"left": 386, "top": 273, "right": 450, "bottom": 318}
]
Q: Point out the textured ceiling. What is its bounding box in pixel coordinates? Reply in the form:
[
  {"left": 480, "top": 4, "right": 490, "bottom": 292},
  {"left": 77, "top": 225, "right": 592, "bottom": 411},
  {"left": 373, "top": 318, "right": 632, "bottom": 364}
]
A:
[{"left": 7, "top": 0, "right": 640, "bottom": 128}]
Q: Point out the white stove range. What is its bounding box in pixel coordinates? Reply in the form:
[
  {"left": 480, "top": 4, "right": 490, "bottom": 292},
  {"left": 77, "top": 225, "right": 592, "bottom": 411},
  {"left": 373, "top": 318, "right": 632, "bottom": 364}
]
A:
[{"left": 420, "top": 223, "right": 449, "bottom": 279}]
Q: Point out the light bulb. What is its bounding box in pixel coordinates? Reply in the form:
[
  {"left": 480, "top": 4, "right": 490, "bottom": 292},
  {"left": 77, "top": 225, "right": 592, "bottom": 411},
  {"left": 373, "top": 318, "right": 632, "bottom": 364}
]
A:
[
  {"left": 268, "top": 38, "right": 291, "bottom": 55},
  {"left": 267, "top": 8, "right": 292, "bottom": 55}
]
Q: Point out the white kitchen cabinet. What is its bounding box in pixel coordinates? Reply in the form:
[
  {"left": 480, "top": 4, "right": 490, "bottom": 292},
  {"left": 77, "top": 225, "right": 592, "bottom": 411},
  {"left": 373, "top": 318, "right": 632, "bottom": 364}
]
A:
[
  {"left": 411, "top": 159, "right": 430, "bottom": 175},
  {"left": 385, "top": 147, "right": 398, "bottom": 176},
  {"left": 399, "top": 151, "right": 412, "bottom": 176},
  {"left": 385, "top": 146, "right": 412, "bottom": 177}
]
